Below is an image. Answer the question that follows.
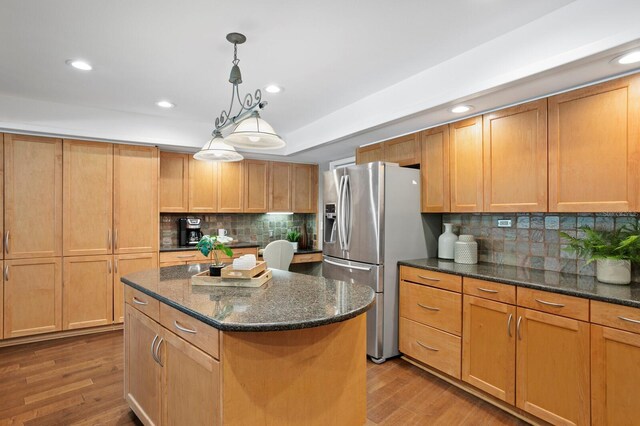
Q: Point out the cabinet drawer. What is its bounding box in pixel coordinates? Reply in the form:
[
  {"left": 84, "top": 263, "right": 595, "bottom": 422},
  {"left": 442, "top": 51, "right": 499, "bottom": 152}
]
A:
[
  {"left": 160, "top": 261, "right": 187, "bottom": 267},
  {"left": 591, "top": 300, "right": 640, "bottom": 334},
  {"left": 219, "top": 247, "right": 259, "bottom": 261},
  {"left": 399, "top": 317, "right": 461, "bottom": 379},
  {"left": 463, "top": 277, "right": 516, "bottom": 305},
  {"left": 291, "top": 252, "right": 323, "bottom": 264},
  {"left": 160, "top": 251, "right": 210, "bottom": 263},
  {"left": 400, "top": 281, "right": 461, "bottom": 335},
  {"left": 125, "top": 286, "right": 160, "bottom": 321},
  {"left": 517, "top": 288, "right": 589, "bottom": 321},
  {"left": 400, "top": 266, "right": 462, "bottom": 293},
  {"left": 160, "top": 303, "right": 220, "bottom": 359}
]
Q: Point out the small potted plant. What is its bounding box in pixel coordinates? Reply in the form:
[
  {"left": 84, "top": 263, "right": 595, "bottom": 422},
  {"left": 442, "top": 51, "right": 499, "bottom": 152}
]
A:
[
  {"left": 286, "top": 230, "right": 301, "bottom": 251},
  {"left": 196, "top": 235, "right": 234, "bottom": 277},
  {"left": 560, "top": 225, "right": 640, "bottom": 285}
]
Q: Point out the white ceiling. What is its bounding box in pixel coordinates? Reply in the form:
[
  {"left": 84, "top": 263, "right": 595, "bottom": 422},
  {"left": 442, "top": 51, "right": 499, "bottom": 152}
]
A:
[{"left": 1, "top": 0, "right": 639, "bottom": 162}]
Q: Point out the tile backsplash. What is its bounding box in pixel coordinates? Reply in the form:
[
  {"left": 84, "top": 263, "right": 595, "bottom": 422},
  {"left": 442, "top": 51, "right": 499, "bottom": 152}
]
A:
[
  {"left": 440, "top": 213, "right": 640, "bottom": 279},
  {"left": 161, "top": 213, "right": 317, "bottom": 249}
]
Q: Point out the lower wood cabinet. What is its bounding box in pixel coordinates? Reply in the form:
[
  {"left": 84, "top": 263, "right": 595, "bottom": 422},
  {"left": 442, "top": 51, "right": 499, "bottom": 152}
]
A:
[
  {"left": 3, "top": 258, "right": 62, "bottom": 338},
  {"left": 63, "top": 255, "right": 113, "bottom": 330},
  {"left": 114, "top": 252, "right": 158, "bottom": 324}
]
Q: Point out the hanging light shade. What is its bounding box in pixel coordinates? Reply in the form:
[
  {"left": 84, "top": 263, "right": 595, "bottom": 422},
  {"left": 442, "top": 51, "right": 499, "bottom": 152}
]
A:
[
  {"left": 193, "top": 131, "right": 244, "bottom": 162},
  {"left": 225, "top": 111, "right": 286, "bottom": 150}
]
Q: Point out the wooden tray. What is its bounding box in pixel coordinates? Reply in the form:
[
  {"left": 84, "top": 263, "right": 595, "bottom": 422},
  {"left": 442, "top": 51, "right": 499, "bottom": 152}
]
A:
[
  {"left": 191, "top": 268, "right": 272, "bottom": 287},
  {"left": 221, "top": 261, "right": 267, "bottom": 279}
]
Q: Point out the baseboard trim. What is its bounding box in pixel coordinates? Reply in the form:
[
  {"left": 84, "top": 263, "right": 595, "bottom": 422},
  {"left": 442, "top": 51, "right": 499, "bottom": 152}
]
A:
[
  {"left": 401, "top": 356, "right": 551, "bottom": 426},
  {"left": 0, "top": 324, "right": 124, "bottom": 348}
]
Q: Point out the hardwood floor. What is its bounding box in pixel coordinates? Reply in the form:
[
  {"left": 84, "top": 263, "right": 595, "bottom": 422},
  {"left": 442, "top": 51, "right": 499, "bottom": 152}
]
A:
[{"left": 0, "top": 331, "right": 527, "bottom": 425}]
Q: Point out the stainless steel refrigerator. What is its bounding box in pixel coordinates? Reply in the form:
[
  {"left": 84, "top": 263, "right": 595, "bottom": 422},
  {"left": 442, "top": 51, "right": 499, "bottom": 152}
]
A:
[{"left": 322, "top": 162, "right": 440, "bottom": 362}]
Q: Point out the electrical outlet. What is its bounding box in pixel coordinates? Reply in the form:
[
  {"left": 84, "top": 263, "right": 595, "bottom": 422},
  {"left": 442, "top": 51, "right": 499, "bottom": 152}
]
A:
[
  {"left": 269, "top": 230, "right": 274, "bottom": 237},
  {"left": 497, "top": 219, "right": 512, "bottom": 228}
]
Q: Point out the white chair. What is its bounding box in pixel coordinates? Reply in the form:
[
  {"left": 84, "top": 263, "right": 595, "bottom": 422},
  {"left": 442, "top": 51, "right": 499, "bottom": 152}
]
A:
[{"left": 262, "top": 240, "right": 295, "bottom": 270}]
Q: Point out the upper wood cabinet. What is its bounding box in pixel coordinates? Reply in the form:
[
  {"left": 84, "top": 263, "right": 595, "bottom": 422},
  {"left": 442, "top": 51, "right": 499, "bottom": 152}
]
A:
[
  {"left": 450, "top": 116, "right": 483, "bottom": 212},
  {"left": 421, "top": 125, "right": 450, "bottom": 212},
  {"left": 4, "top": 134, "right": 62, "bottom": 259},
  {"left": 384, "top": 134, "right": 420, "bottom": 166},
  {"left": 483, "top": 100, "right": 548, "bottom": 212},
  {"left": 355, "top": 143, "right": 385, "bottom": 165},
  {"left": 160, "top": 152, "right": 189, "bottom": 213},
  {"left": 114, "top": 145, "right": 158, "bottom": 254},
  {"left": 549, "top": 75, "right": 640, "bottom": 212},
  {"left": 244, "top": 159, "right": 269, "bottom": 213},
  {"left": 63, "top": 255, "right": 113, "bottom": 330},
  {"left": 218, "top": 161, "right": 244, "bottom": 213},
  {"left": 189, "top": 158, "right": 218, "bottom": 213},
  {"left": 4, "top": 257, "right": 62, "bottom": 338},
  {"left": 63, "top": 140, "right": 113, "bottom": 256},
  {"left": 114, "top": 252, "right": 158, "bottom": 324},
  {"left": 292, "top": 163, "right": 318, "bottom": 213},
  {"left": 269, "top": 162, "right": 292, "bottom": 212}
]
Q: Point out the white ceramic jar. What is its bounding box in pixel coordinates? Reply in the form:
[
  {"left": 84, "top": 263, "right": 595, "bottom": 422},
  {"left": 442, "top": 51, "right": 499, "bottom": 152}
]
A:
[
  {"left": 438, "top": 223, "right": 458, "bottom": 259},
  {"left": 454, "top": 235, "right": 478, "bottom": 264},
  {"left": 596, "top": 259, "right": 631, "bottom": 285}
]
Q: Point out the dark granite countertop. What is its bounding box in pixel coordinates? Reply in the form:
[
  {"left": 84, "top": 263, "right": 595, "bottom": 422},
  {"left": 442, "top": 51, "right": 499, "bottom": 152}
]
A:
[
  {"left": 121, "top": 263, "right": 374, "bottom": 332},
  {"left": 160, "top": 242, "right": 260, "bottom": 252},
  {"left": 399, "top": 258, "right": 640, "bottom": 309}
]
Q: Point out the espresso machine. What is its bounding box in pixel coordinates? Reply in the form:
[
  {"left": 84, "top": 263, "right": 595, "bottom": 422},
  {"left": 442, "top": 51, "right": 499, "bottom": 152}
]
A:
[{"left": 178, "top": 218, "right": 203, "bottom": 246}]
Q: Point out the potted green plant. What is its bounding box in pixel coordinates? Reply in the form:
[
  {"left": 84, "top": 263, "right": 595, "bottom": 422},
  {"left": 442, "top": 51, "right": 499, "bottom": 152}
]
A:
[
  {"left": 286, "top": 230, "right": 301, "bottom": 251},
  {"left": 196, "top": 235, "right": 234, "bottom": 277},
  {"left": 560, "top": 225, "right": 640, "bottom": 285}
]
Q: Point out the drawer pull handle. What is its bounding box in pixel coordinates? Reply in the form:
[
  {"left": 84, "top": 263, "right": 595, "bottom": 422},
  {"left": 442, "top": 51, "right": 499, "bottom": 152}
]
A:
[
  {"left": 418, "top": 275, "right": 440, "bottom": 282},
  {"left": 478, "top": 287, "right": 499, "bottom": 294},
  {"left": 507, "top": 313, "right": 513, "bottom": 337},
  {"left": 151, "top": 335, "right": 159, "bottom": 363},
  {"left": 177, "top": 254, "right": 196, "bottom": 258},
  {"left": 416, "top": 340, "right": 439, "bottom": 352},
  {"left": 417, "top": 303, "right": 440, "bottom": 312},
  {"left": 535, "top": 298, "right": 565, "bottom": 308},
  {"left": 517, "top": 316, "right": 523, "bottom": 340},
  {"left": 154, "top": 337, "right": 164, "bottom": 367},
  {"left": 174, "top": 321, "right": 197, "bottom": 334},
  {"left": 132, "top": 297, "right": 148, "bottom": 306},
  {"left": 618, "top": 315, "right": 640, "bottom": 325}
]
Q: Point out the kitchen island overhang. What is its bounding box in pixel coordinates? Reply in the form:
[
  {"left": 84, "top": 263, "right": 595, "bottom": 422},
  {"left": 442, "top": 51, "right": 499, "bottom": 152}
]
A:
[{"left": 121, "top": 264, "right": 374, "bottom": 425}]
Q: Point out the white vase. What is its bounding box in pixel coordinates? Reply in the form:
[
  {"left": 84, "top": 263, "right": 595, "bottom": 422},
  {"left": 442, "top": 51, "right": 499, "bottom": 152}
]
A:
[
  {"left": 290, "top": 242, "right": 298, "bottom": 251},
  {"left": 454, "top": 235, "right": 478, "bottom": 264},
  {"left": 596, "top": 259, "right": 631, "bottom": 285},
  {"left": 438, "top": 223, "right": 458, "bottom": 260}
]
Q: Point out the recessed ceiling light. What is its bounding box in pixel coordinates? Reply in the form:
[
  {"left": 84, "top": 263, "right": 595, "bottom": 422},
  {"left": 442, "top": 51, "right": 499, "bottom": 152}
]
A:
[
  {"left": 615, "top": 51, "right": 640, "bottom": 65},
  {"left": 66, "top": 59, "right": 92, "bottom": 71},
  {"left": 265, "top": 84, "right": 282, "bottom": 94},
  {"left": 451, "top": 105, "right": 472, "bottom": 114},
  {"left": 156, "top": 100, "right": 175, "bottom": 108}
]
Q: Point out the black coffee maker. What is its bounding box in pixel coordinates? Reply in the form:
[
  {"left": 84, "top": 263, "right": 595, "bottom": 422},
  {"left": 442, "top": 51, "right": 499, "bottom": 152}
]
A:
[{"left": 178, "top": 218, "right": 203, "bottom": 246}]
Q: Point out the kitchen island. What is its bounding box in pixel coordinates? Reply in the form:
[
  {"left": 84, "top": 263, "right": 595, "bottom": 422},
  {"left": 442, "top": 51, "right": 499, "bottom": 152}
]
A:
[{"left": 121, "top": 264, "right": 374, "bottom": 426}]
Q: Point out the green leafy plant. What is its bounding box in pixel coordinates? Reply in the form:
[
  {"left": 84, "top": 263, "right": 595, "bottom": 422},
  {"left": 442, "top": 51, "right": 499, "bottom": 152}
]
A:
[
  {"left": 196, "top": 235, "right": 233, "bottom": 266},
  {"left": 560, "top": 224, "right": 640, "bottom": 264},
  {"left": 286, "top": 230, "right": 300, "bottom": 243}
]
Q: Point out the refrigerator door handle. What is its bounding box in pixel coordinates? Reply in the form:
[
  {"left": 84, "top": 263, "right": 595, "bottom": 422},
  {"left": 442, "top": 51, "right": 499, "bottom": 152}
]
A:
[
  {"left": 343, "top": 174, "right": 352, "bottom": 251},
  {"left": 337, "top": 175, "right": 346, "bottom": 250},
  {"left": 323, "top": 258, "right": 372, "bottom": 271}
]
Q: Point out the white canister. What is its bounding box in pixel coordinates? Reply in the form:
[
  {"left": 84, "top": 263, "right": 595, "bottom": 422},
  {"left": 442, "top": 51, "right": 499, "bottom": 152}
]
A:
[
  {"left": 454, "top": 235, "right": 478, "bottom": 264},
  {"left": 438, "top": 223, "right": 458, "bottom": 260}
]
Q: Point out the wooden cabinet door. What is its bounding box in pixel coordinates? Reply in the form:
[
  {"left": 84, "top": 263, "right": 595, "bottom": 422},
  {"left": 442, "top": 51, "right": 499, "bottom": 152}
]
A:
[
  {"left": 292, "top": 164, "right": 317, "bottom": 213},
  {"left": 217, "top": 161, "right": 244, "bottom": 213},
  {"left": 114, "top": 252, "right": 158, "bottom": 323},
  {"left": 549, "top": 75, "right": 640, "bottom": 212},
  {"left": 449, "top": 117, "right": 483, "bottom": 212},
  {"left": 244, "top": 159, "right": 269, "bottom": 213},
  {"left": 160, "top": 152, "right": 189, "bottom": 212},
  {"left": 4, "top": 134, "right": 62, "bottom": 259},
  {"left": 356, "top": 143, "right": 384, "bottom": 164},
  {"left": 516, "top": 307, "right": 590, "bottom": 426},
  {"left": 384, "top": 133, "right": 420, "bottom": 166},
  {"left": 483, "top": 100, "right": 547, "bottom": 212},
  {"left": 63, "top": 255, "right": 113, "bottom": 330},
  {"left": 421, "top": 125, "right": 450, "bottom": 212},
  {"left": 161, "top": 329, "right": 221, "bottom": 425},
  {"left": 114, "top": 145, "right": 158, "bottom": 254},
  {"left": 189, "top": 157, "right": 217, "bottom": 212},
  {"left": 125, "top": 304, "right": 162, "bottom": 426},
  {"left": 0, "top": 136, "right": 3, "bottom": 257},
  {"left": 591, "top": 325, "right": 640, "bottom": 426},
  {"left": 63, "top": 140, "right": 113, "bottom": 256},
  {"left": 269, "top": 162, "right": 292, "bottom": 212},
  {"left": 462, "top": 295, "right": 516, "bottom": 404},
  {"left": 4, "top": 258, "right": 62, "bottom": 338}
]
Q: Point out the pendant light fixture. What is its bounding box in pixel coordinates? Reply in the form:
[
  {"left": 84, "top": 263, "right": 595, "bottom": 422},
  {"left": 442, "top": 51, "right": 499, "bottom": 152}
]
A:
[{"left": 194, "top": 32, "right": 285, "bottom": 161}]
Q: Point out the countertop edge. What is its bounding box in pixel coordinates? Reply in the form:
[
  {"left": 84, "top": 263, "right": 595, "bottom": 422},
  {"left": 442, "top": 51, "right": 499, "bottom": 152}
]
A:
[
  {"left": 121, "top": 276, "right": 374, "bottom": 332},
  {"left": 398, "top": 260, "right": 640, "bottom": 309}
]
